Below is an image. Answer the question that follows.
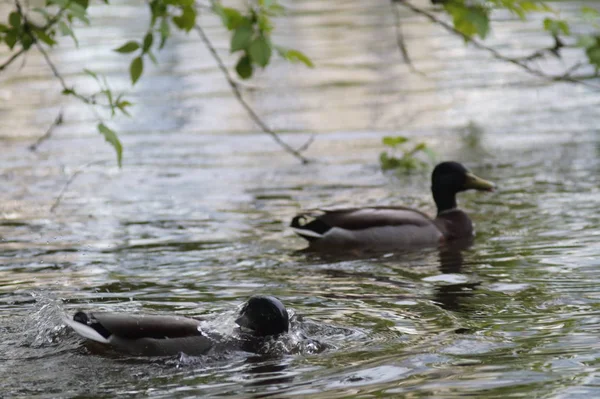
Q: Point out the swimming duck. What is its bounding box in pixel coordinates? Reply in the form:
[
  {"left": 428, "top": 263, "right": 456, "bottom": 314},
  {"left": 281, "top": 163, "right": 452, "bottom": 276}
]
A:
[
  {"left": 63, "top": 295, "right": 289, "bottom": 356},
  {"left": 290, "top": 161, "right": 494, "bottom": 251}
]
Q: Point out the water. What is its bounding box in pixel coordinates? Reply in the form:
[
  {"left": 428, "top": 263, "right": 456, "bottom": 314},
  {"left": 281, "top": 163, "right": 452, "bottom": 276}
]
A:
[{"left": 2, "top": 0, "right": 600, "bottom": 397}]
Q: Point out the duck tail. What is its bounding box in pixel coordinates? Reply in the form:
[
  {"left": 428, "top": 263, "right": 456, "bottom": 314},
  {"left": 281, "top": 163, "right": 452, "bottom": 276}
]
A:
[
  {"left": 290, "top": 213, "right": 330, "bottom": 242},
  {"left": 63, "top": 312, "right": 111, "bottom": 343}
]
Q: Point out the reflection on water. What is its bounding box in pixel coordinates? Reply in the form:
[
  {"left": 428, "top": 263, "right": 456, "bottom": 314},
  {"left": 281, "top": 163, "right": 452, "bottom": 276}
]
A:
[{"left": 2, "top": 0, "right": 600, "bottom": 397}]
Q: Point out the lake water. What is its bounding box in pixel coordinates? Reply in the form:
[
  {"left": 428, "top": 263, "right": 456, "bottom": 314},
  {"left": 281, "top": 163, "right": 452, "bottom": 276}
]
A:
[{"left": 2, "top": 0, "right": 600, "bottom": 397}]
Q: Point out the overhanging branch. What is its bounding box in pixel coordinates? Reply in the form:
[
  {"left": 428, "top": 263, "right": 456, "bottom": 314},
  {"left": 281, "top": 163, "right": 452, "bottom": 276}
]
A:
[
  {"left": 194, "top": 23, "right": 313, "bottom": 164},
  {"left": 393, "top": 0, "right": 600, "bottom": 89}
]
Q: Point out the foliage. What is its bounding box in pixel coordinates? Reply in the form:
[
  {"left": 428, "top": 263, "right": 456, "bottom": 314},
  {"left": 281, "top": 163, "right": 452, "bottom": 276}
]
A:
[
  {"left": 0, "top": 0, "right": 312, "bottom": 166},
  {"left": 437, "top": 0, "right": 600, "bottom": 70},
  {"left": 379, "top": 136, "right": 437, "bottom": 173}
]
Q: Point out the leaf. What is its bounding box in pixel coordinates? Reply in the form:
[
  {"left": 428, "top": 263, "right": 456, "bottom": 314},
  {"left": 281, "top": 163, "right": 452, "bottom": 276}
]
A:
[
  {"left": 147, "top": 51, "right": 158, "bottom": 65},
  {"left": 577, "top": 35, "right": 596, "bottom": 49},
  {"left": 33, "top": 29, "right": 57, "bottom": 46},
  {"left": 284, "top": 49, "right": 314, "bottom": 67},
  {"left": 21, "top": 33, "right": 33, "bottom": 50},
  {"left": 172, "top": 6, "right": 196, "bottom": 32},
  {"left": 231, "top": 24, "right": 253, "bottom": 52},
  {"left": 83, "top": 68, "right": 98, "bottom": 81},
  {"left": 4, "top": 30, "right": 17, "bottom": 49},
  {"left": 543, "top": 18, "right": 570, "bottom": 36},
  {"left": 67, "top": 2, "right": 90, "bottom": 24},
  {"left": 9, "top": 12, "right": 20, "bottom": 28},
  {"left": 159, "top": 18, "right": 170, "bottom": 49},
  {"left": 116, "top": 100, "right": 132, "bottom": 116},
  {"left": 74, "top": 0, "right": 89, "bottom": 9},
  {"left": 235, "top": 54, "right": 253, "bottom": 79},
  {"left": 445, "top": 4, "right": 489, "bottom": 39},
  {"left": 258, "top": 14, "right": 273, "bottom": 33},
  {"left": 586, "top": 45, "right": 600, "bottom": 68},
  {"left": 0, "top": 24, "right": 9, "bottom": 32},
  {"left": 582, "top": 6, "right": 600, "bottom": 18},
  {"left": 248, "top": 35, "right": 272, "bottom": 67},
  {"left": 220, "top": 7, "right": 244, "bottom": 30},
  {"left": 58, "top": 21, "right": 78, "bottom": 46},
  {"left": 130, "top": 56, "right": 143, "bottom": 85},
  {"left": 143, "top": 32, "right": 154, "bottom": 52},
  {"left": 382, "top": 136, "right": 408, "bottom": 148},
  {"left": 98, "top": 123, "right": 123, "bottom": 168},
  {"left": 114, "top": 41, "right": 140, "bottom": 53},
  {"left": 422, "top": 147, "right": 437, "bottom": 162}
]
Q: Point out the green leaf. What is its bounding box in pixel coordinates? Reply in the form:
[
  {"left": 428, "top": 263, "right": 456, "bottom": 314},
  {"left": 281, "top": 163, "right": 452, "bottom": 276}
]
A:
[
  {"left": 114, "top": 41, "right": 140, "bottom": 53},
  {"left": 9, "top": 12, "right": 20, "bottom": 28},
  {"left": 220, "top": 7, "right": 244, "bottom": 30},
  {"left": 235, "top": 54, "right": 253, "bottom": 79},
  {"left": 586, "top": 45, "right": 600, "bottom": 68},
  {"left": 577, "top": 35, "right": 596, "bottom": 49},
  {"left": 383, "top": 136, "right": 408, "bottom": 148},
  {"left": 116, "top": 100, "right": 132, "bottom": 116},
  {"left": 58, "top": 21, "right": 79, "bottom": 46},
  {"left": 231, "top": 24, "right": 253, "bottom": 52},
  {"left": 130, "top": 56, "right": 143, "bottom": 85},
  {"left": 98, "top": 123, "right": 123, "bottom": 168},
  {"left": 582, "top": 6, "right": 600, "bottom": 18},
  {"left": 0, "top": 23, "right": 9, "bottom": 32},
  {"left": 543, "top": 18, "right": 570, "bottom": 36},
  {"left": 172, "top": 6, "right": 196, "bottom": 32},
  {"left": 284, "top": 49, "right": 314, "bottom": 67},
  {"left": 32, "top": 7, "right": 52, "bottom": 20},
  {"left": 159, "top": 18, "right": 170, "bottom": 49},
  {"left": 248, "top": 35, "right": 272, "bottom": 67},
  {"left": 143, "top": 32, "right": 154, "bottom": 52},
  {"left": 21, "top": 33, "right": 34, "bottom": 50},
  {"left": 83, "top": 68, "right": 98, "bottom": 81},
  {"left": 4, "top": 30, "right": 17, "bottom": 49},
  {"left": 74, "top": 0, "right": 89, "bottom": 9},
  {"left": 445, "top": 4, "right": 490, "bottom": 39},
  {"left": 147, "top": 51, "right": 158, "bottom": 65},
  {"left": 258, "top": 14, "right": 273, "bottom": 33},
  {"left": 33, "top": 29, "right": 57, "bottom": 46}
]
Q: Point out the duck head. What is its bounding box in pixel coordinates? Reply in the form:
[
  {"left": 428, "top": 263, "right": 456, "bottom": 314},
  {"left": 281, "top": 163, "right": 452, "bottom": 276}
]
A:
[
  {"left": 235, "top": 295, "right": 289, "bottom": 337},
  {"left": 431, "top": 161, "right": 495, "bottom": 213}
]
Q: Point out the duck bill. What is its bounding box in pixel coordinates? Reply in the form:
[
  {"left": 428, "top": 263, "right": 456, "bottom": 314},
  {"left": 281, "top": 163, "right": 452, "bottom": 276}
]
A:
[
  {"left": 235, "top": 314, "right": 251, "bottom": 329},
  {"left": 464, "top": 172, "right": 495, "bottom": 192}
]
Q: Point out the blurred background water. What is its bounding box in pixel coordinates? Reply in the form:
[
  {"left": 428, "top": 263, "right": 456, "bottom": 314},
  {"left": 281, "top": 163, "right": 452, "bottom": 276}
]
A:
[{"left": 2, "top": 0, "right": 600, "bottom": 397}]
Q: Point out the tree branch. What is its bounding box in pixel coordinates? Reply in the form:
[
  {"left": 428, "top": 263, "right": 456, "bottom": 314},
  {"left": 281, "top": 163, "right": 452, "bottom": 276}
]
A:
[
  {"left": 394, "top": 0, "right": 600, "bottom": 89},
  {"left": 0, "top": 48, "right": 26, "bottom": 71},
  {"left": 194, "top": 23, "right": 312, "bottom": 164},
  {"left": 29, "top": 110, "right": 63, "bottom": 151},
  {"left": 391, "top": 1, "right": 426, "bottom": 76},
  {"left": 50, "top": 160, "right": 107, "bottom": 212}
]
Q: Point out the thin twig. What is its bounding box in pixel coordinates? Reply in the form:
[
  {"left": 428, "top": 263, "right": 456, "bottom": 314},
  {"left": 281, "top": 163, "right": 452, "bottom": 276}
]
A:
[
  {"left": 296, "top": 134, "right": 315, "bottom": 152},
  {"left": 194, "top": 23, "right": 312, "bottom": 163},
  {"left": 390, "top": 1, "right": 426, "bottom": 76},
  {"left": 29, "top": 110, "right": 63, "bottom": 151},
  {"left": 1, "top": 1, "right": 68, "bottom": 71},
  {"left": 50, "top": 160, "right": 107, "bottom": 212},
  {"left": 395, "top": 0, "right": 600, "bottom": 89},
  {"left": 0, "top": 48, "right": 26, "bottom": 71}
]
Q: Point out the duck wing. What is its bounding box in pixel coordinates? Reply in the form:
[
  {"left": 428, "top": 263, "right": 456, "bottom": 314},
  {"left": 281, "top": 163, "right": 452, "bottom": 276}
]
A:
[
  {"left": 291, "top": 206, "right": 434, "bottom": 240},
  {"left": 65, "top": 311, "right": 203, "bottom": 343}
]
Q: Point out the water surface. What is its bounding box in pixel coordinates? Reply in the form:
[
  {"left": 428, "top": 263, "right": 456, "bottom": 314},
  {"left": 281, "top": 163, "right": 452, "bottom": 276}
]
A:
[{"left": 2, "top": 0, "right": 600, "bottom": 397}]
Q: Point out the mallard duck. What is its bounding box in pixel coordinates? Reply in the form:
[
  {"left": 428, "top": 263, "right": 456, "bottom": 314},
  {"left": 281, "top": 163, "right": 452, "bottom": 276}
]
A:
[
  {"left": 290, "top": 161, "right": 494, "bottom": 251},
  {"left": 63, "top": 295, "right": 289, "bottom": 356}
]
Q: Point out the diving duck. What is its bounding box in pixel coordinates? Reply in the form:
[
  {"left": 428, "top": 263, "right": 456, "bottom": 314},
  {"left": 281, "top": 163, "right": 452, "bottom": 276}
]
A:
[
  {"left": 63, "top": 295, "right": 289, "bottom": 356},
  {"left": 290, "top": 161, "right": 495, "bottom": 251}
]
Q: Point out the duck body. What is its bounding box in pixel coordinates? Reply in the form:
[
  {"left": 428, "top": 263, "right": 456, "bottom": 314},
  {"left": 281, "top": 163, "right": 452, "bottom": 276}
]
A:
[
  {"left": 64, "top": 295, "right": 290, "bottom": 357},
  {"left": 290, "top": 162, "right": 494, "bottom": 251}
]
